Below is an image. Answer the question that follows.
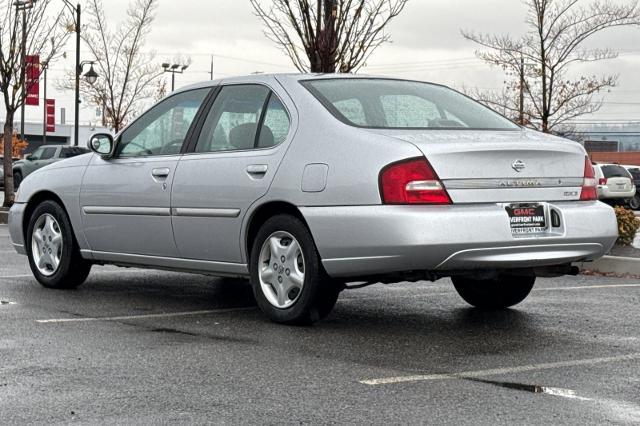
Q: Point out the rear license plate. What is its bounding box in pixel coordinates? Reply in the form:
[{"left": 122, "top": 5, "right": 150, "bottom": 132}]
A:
[{"left": 506, "top": 204, "right": 546, "bottom": 235}]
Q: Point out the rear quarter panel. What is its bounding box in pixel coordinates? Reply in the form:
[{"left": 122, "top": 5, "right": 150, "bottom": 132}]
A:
[{"left": 266, "top": 76, "right": 423, "bottom": 206}]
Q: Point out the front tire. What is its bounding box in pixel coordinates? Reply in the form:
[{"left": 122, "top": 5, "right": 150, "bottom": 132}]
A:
[
  {"left": 452, "top": 275, "right": 535, "bottom": 309},
  {"left": 26, "top": 200, "right": 92, "bottom": 289},
  {"left": 249, "top": 214, "right": 341, "bottom": 325}
]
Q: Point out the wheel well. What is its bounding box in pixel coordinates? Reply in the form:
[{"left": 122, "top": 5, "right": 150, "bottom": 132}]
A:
[
  {"left": 245, "top": 201, "right": 310, "bottom": 262},
  {"left": 22, "top": 191, "right": 67, "bottom": 240}
]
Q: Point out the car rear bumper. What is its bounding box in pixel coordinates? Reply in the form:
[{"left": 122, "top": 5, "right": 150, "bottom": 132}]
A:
[
  {"left": 301, "top": 201, "right": 618, "bottom": 278},
  {"left": 8, "top": 202, "right": 26, "bottom": 255},
  {"left": 598, "top": 186, "right": 636, "bottom": 199}
]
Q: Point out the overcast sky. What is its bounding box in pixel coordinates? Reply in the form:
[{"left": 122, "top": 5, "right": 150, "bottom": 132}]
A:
[{"left": 17, "top": 0, "right": 640, "bottom": 126}]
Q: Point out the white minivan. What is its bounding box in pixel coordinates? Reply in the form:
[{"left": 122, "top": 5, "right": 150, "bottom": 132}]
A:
[{"left": 593, "top": 163, "right": 636, "bottom": 204}]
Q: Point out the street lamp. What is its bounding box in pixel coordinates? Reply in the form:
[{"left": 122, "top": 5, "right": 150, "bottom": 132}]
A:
[
  {"left": 14, "top": 0, "right": 36, "bottom": 142},
  {"left": 61, "top": 0, "right": 84, "bottom": 146},
  {"left": 83, "top": 62, "right": 99, "bottom": 86},
  {"left": 162, "top": 62, "right": 189, "bottom": 91}
]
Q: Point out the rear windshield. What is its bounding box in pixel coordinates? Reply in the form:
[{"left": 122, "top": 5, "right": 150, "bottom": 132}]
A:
[
  {"left": 301, "top": 78, "right": 520, "bottom": 130},
  {"left": 601, "top": 165, "right": 631, "bottom": 179}
]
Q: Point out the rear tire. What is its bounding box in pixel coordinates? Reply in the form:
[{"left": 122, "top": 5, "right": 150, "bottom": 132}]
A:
[
  {"left": 452, "top": 275, "right": 535, "bottom": 309},
  {"left": 13, "top": 171, "right": 22, "bottom": 189},
  {"left": 26, "top": 200, "right": 92, "bottom": 289},
  {"left": 629, "top": 194, "right": 640, "bottom": 210},
  {"left": 249, "top": 214, "right": 341, "bottom": 325}
]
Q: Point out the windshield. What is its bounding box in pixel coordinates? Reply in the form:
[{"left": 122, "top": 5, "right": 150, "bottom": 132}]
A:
[{"left": 302, "top": 78, "right": 520, "bottom": 130}]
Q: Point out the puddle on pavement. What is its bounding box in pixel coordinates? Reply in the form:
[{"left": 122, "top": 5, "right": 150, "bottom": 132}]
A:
[
  {"left": 465, "top": 377, "right": 590, "bottom": 400},
  {"left": 466, "top": 377, "right": 544, "bottom": 393}
]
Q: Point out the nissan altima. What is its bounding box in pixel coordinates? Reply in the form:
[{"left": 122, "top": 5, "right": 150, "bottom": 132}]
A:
[{"left": 8, "top": 74, "right": 618, "bottom": 324}]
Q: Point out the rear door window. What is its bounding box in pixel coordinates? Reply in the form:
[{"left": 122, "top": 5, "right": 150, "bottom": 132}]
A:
[
  {"left": 62, "top": 147, "right": 89, "bottom": 158},
  {"left": 40, "top": 147, "right": 57, "bottom": 160},
  {"left": 195, "top": 85, "right": 289, "bottom": 153}
]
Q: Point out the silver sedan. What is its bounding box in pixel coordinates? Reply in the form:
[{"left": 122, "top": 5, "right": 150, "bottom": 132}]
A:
[{"left": 9, "top": 74, "right": 617, "bottom": 324}]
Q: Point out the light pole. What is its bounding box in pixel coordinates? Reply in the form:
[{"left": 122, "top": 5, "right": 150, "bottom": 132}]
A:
[
  {"left": 61, "top": 0, "right": 81, "bottom": 145},
  {"left": 42, "top": 60, "right": 47, "bottom": 144},
  {"left": 14, "top": 0, "right": 35, "bottom": 142},
  {"left": 162, "top": 63, "right": 189, "bottom": 91}
]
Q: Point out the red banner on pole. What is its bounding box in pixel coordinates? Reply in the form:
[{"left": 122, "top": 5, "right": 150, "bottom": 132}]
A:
[
  {"left": 25, "top": 54, "right": 40, "bottom": 106},
  {"left": 46, "top": 99, "right": 55, "bottom": 133}
]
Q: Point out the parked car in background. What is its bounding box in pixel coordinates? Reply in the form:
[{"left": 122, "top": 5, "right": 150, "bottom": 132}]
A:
[
  {"left": 0, "top": 156, "right": 20, "bottom": 189},
  {"left": 12, "top": 145, "right": 89, "bottom": 188},
  {"left": 621, "top": 165, "right": 640, "bottom": 210},
  {"left": 8, "top": 74, "right": 618, "bottom": 324},
  {"left": 593, "top": 163, "right": 635, "bottom": 206}
]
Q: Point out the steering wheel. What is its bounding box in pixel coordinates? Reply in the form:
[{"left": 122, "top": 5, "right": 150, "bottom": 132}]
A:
[
  {"left": 159, "top": 139, "right": 184, "bottom": 155},
  {"left": 123, "top": 141, "right": 153, "bottom": 156}
]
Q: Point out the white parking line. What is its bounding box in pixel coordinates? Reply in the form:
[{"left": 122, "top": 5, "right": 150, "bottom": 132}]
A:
[
  {"left": 36, "top": 307, "right": 255, "bottom": 323},
  {"left": 0, "top": 269, "right": 156, "bottom": 280},
  {"left": 0, "top": 274, "right": 32, "bottom": 279},
  {"left": 535, "top": 283, "right": 640, "bottom": 291},
  {"left": 359, "top": 352, "right": 640, "bottom": 385}
]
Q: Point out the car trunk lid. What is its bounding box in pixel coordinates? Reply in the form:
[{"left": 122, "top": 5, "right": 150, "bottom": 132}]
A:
[{"left": 369, "top": 129, "right": 587, "bottom": 204}]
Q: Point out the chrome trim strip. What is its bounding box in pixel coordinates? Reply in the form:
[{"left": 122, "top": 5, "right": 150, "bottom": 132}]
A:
[
  {"left": 86, "top": 250, "right": 249, "bottom": 277},
  {"left": 442, "top": 177, "right": 584, "bottom": 190},
  {"left": 171, "top": 207, "right": 241, "bottom": 218},
  {"left": 82, "top": 206, "right": 171, "bottom": 216}
]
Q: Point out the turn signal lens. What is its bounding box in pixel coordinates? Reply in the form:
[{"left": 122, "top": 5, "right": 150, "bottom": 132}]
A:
[
  {"left": 379, "top": 158, "right": 451, "bottom": 205},
  {"left": 580, "top": 157, "right": 597, "bottom": 201}
]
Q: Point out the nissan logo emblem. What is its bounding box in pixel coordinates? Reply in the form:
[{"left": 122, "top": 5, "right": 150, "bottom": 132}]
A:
[{"left": 512, "top": 160, "right": 526, "bottom": 172}]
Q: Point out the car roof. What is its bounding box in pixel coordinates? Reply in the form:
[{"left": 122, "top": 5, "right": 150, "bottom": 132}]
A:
[{"left": 175, "top": 73, "right": 445, "bottom": 94}]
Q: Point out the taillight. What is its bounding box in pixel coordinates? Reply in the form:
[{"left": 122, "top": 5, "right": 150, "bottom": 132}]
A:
[
  {"left": 598, "top": 178, "right": 607, "bottom": 186},
  {"left": 580, "top": 157, "right": 597, "bottom": 201},
  {"left": 379, "top": 157, "right": 451, "bottom": 205}
]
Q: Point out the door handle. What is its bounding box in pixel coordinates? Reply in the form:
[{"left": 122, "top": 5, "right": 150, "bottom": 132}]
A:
[
  {"left": 151, "top": 168, "right": 170, "bottom": 179},
  {"left": 246, "top": 164, "right": 268, "bottom": 178}
]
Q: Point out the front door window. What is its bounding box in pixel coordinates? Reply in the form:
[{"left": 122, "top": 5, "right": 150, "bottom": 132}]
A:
[{"left": 116, "top": 88, "right": 210, "bottom": 158}]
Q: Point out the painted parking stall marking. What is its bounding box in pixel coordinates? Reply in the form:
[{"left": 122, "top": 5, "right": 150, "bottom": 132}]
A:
[{"left": 359, "top": 352, "right": 640, "bottom": 386}]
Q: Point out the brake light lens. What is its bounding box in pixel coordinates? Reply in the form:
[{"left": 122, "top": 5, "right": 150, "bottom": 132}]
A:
[
  {"left": 598, "top": 178, "right": 607, "bottom": 186},
  {"left": 379, "top": 158, "right": 451, "bottom": 205},
  {"left": 580, "top": 157, "right": 597, "bottom": 201}
]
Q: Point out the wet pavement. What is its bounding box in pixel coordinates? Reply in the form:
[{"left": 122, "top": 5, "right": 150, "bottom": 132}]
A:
[{"left": 1, "top": 223, "right": 639, "bottom": 424}]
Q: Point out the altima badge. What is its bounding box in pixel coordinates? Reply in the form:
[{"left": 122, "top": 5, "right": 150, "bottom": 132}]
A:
[{"left": 512, "top": 160, "right": 526, "bottom": 172}]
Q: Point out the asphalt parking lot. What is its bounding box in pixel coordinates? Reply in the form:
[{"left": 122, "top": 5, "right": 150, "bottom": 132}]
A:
[{"left": 1, "top": 223, "right": 639, "bottom": 424}]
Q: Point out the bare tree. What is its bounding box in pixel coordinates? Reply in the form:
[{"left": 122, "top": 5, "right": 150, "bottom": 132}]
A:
[
  {"left": 250, "top": 0, "right": 409, "bottom": 73},
  {"left": 1, "top": 0, "right": 69, "bottom": 207},
  {"left": 60, "top": 0, "right": 161, "bottom": 133},
  {"left": 463, "top": 0, "right": 640, "bottom": 133}
]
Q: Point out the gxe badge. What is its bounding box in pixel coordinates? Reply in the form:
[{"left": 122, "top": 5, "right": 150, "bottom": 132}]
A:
[{"left": 512, "top": 159, "right": 526, "bottom": 172}]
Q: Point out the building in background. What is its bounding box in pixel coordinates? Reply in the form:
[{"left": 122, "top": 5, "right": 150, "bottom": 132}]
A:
[{"left": 562, "top": 123, "right": 640, "bottom": 165}]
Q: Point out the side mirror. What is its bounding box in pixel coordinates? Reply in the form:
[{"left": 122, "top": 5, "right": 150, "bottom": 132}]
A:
[
  {"left": 26, "top": 155, "right": 34, "bottom": 161},
  {"left": 88, "top": 133, "right": 114, "bottom": 158}
]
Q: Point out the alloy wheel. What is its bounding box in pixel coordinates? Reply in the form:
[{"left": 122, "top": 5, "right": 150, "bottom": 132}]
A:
[
  {"left": 31, "top": 213, "right": 63, "bottom": 276},
  {"left": 258, "top": 231, "right": 305, "bottom": 309}
]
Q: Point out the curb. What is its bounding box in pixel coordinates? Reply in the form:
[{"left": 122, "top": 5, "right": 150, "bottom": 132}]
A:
[
  {"left": 579, "top": 255, "right": 640, "bottom": 276},
  {"left": 0, "top": 209, "right": 7, "bottom": 225}
]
